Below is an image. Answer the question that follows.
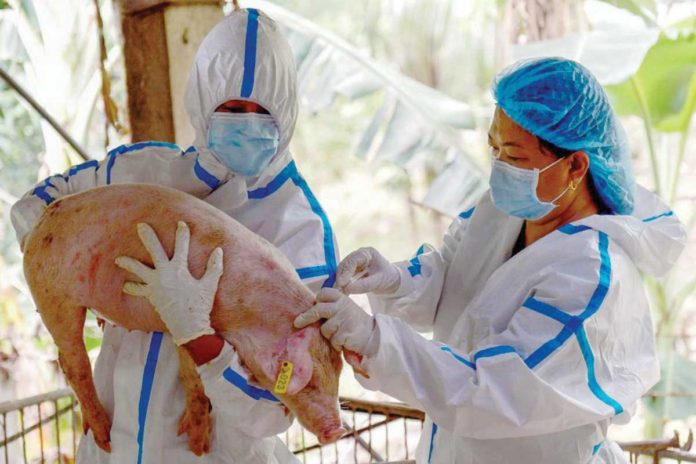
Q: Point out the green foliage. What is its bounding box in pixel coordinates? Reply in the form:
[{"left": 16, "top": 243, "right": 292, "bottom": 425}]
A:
[
  {"left": 606, "top": 33, "right": 696, "bottom": 133},
  {"left": 645, "top": 352, "right": 696, "bottom": 420}
]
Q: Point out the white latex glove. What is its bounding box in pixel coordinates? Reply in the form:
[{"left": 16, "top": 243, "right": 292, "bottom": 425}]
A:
[
  {"left": 335, "top": 247, "right": 400, "bottom": 295},
  {"left": 115, "top": 221, "right": 224, "bottom": 345},
  {"left": 293, "top": 288, "right": 377, "bottom": 355}
]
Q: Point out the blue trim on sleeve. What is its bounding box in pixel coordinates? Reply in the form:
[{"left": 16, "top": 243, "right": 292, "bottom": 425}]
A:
[
  {"left": 106, "top": 141, "right": 181, "bottom": 185},
  {"left": 194, "top": 155, "right": 222, "bottom": 190},
  {"left": 434, "top": 230, "right": 623, "bottom": 417},
  {"left": 67, "top": 159, "right": 99, "bottom": 177},
  {"left": 407, "top": 245, "right": 426, "bottom": 277},
  {"left": 473, "top": 345, "right": 516, "bottom": 362},
  {"left": 581, "top": 232, "right": 611, "bottom": 320},
  {"left": 107, "top": 141, "right": 180, "bottom": 158},
  {"left": 240, "top": 9, "right": 260, "bottom": 98},
  {"left": 440, "top": 346, "right": 476, "bottom": 370},
  {"left": 222, "top": 367, "right": 279, "bottom": 402},
  {"left": 576, "top": 327, "right": 624, "bottom": 415},
  {"left": 427, "top": 422, "right": 438, "bottom": 464},
  {"left": 522, "top": 231, "right": 622, "bottom": 413},
  {"left": 524, "top": 321, "right": 577, "bottom": 369},
  {"left": 458, "top": 207, "right": 475, "bottom": 219},
  {"left": 136, "top": 332, "right": 163, "bottom": 464},
  {"left": 31, "top": 177, "right": 57, "bottom": 205},
  {"left": 523, "top": 297, "right": 572, "bottom": 324},
  {"left": 592, "top": 441, "right": 604, "bottom": 456},
  {"left": 183, "top": 145, "right": 197, "bottom": 154},
  {"left": 642, "top": 211, "right": 674, "bottom": 222}
]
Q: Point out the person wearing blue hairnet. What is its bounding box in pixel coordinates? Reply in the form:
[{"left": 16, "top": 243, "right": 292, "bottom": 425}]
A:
[{"left": 295, "top": 57, "right": 687, "bottom": 463}]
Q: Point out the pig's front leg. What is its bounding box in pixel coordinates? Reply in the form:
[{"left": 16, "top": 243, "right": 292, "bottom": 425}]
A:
[{"left": 176, "top": 346, "right": 212, "bottom": 456}]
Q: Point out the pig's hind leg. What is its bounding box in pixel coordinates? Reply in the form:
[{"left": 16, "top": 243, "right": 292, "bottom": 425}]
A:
[
  {"left": 176, "top": 347, "right": 212, "bottom": 456},
  {"left": 40, "top": 304, "right": 112, "bottom": 452}
]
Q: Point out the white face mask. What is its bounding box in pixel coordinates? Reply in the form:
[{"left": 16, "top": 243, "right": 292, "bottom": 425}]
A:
[
  {"left": 489, "top": 156, "right": 570, "bottom": 220},
  {"left": 207, "top": 112, "right": 280, "bottom": 177}
]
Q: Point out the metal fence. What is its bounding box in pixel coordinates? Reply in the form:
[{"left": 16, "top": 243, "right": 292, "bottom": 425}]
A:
[{"left": 2, "top": 388, "right": 696, "bottom": 464}]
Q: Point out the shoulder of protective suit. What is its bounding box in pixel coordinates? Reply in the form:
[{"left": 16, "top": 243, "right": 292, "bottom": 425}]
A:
[{"left": 107, "top": 141, "right": 184, "bottom": 158}]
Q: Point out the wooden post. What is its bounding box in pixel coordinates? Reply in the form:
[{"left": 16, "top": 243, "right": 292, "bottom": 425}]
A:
[{"left": 118, "top": 0, "right": 223, "bottom": 144}]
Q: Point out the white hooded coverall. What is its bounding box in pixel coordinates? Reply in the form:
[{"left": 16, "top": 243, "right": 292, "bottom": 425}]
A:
[
  {"left": 359, "top": 186, "right": 686, "bottom": 464},
  {"left": 11, "top": 8, "right": 336, "bottom": 464}
]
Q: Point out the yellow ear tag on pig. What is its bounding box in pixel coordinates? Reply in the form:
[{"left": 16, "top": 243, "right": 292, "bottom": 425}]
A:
[{"left": 273, "top": 361, "right": 294, "bottom": 394}]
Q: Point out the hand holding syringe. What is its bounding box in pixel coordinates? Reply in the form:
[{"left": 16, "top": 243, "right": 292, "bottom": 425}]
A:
[{"left": 334, "top": 248, "right": 401, "bottom": 295}]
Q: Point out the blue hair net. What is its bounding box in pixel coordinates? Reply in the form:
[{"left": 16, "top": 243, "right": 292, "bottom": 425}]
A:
[{"left": 492, "top": 57, "right": 635, "bottom": 214}]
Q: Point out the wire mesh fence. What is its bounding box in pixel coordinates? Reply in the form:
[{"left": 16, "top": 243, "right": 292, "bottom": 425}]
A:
[{"left": 2, "top": 389, "right": 696, "bottom": 464}]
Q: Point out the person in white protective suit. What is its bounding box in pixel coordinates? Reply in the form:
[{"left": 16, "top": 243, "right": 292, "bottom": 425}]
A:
[
  {"left": 293, "top": 57, "right": 688, "bottom": 464},
  {"left": 11, "top": 7, "right": 337, "bottom": 464}
]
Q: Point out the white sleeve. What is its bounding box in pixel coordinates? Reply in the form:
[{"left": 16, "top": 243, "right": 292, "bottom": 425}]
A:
[
  {"left": 357, "top": 239, "right": 657, "bottom": 439},
  {"left": 197, "top": 343, "right": 293, "bottom": 438},
  {"left": 367, "top": 211, "right": 471, "bottom": 331},
  {"left": 10, "top": 143, "right": 235, "bottom": 248}
]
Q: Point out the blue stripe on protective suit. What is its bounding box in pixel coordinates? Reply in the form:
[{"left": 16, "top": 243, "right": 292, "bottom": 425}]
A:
[
  {"left": 523, "top": 231, "right": 622, "bottom": 413},
  {"left": 67, "top": 159, "right": 99, "bottom": 176},
  {"left": 428, "top": 423, "right": 438, "bottom": 463},
  {"left": 194, "top": 155, "right": 221, "bottom": 190},
  {"left": 592, "top": 441, "right": 604, "bottom": 455},
  {"left": 407, "top": 245, "right": 426, "bottom": 277},
  {"left": 136, "top": 332, "right": 164, "bottom": 464},
  {"left": 473, "top": 345, "right": 516, "bottom": 362},
  {"left": 31, "top": 177, "right": 57, "bottom": 205},
  {"left": 439, "top": 230, "right": 623, "bottom": 415},
  {"left": 458, "top": 207, "right": 475, "bottom": 219},
  {"left": 642, "top": 211, "right": 673, "bottom": 223},
  {"left": 248, "top": 161, "right": 337, "bottom": 287},
  {"left": 558, "top": 223, "right": 593, "bottom": 235},
  {"left": 106, "top": 142, "right": 181, "bottom": 185},
  {"left": 247, "top": 162, "right": 295, "bottom": 199},
  {"left": 576, "top": 327, "right": 623, "bottom": 414},
  {"left": 296, "top": 265, "right": 331, "bottom": 279},
  {"left": 222, "top": 367, "right": 279, "bottom": 402},
  {"left": 240, "top": 9, "right": 260, "bottom": 98},
  {"left": 440, "top": 345, "right": 476, "bottom": 369}
]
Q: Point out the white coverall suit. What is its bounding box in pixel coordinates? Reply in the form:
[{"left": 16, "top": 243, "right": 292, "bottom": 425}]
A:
[
  {"left": 11, "top": 8, "right": 336, "bottom": 464},
  {"left": 359, "top": 186, "right": 686, "bottom": 464}
]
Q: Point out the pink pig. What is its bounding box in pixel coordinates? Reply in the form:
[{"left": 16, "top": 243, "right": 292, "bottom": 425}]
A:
[{"left": 22, "top": 183, "right": 347, "bottom": 454}]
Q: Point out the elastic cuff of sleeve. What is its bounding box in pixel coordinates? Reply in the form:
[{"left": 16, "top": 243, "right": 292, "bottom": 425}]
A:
[
  {"left": 196, "top": 341, "right": 236, "bottom": 381},
  {"left": 173, "top": 326, "right": 216, "bottom": 346},
  {"left": 389, "top": 262, "right": 416, "bottom": 298}
]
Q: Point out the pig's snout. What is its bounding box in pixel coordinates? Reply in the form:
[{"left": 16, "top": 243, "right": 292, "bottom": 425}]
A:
[{"left": 319, "top": 425, "right": 347, "bottom": 444}]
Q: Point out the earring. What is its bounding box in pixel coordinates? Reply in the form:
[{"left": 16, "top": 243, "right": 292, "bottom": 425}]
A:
[{"left": 569, "top": 181, "right": 577, "bottom": 191}]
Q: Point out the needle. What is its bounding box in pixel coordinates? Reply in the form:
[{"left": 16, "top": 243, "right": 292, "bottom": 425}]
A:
[{"left": 338, "top": 267, "right": 368, "bottom": 294}]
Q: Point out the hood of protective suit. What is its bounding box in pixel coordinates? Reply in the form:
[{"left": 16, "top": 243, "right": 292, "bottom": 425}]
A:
[
  {"left": 184, "top": 8, "right": 298, "bottom": 185},
  {"left": 579, "top": 186, "right": 687, "bottom": 277}
]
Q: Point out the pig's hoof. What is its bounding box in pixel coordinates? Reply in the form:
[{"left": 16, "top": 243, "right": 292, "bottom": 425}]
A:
[
  {"left": 90, "top": 417, "right": 112, "bottom": 453},
  {"left": 178, "top": 399, "right": 212, "bottom": 456}
]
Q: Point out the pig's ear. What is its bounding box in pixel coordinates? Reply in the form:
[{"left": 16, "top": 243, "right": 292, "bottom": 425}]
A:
[
  {"left": 343, "top": 349, "right": 369, "bottom": 379},
  {"left": 256, "top": 326, "right": 317, "bottom": 395}
]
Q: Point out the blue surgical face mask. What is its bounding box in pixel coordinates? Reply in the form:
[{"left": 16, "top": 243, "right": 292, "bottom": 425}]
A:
[
  {"left": 207, "top": 112, "right": 280, "bottom": 177},
  {"left": 489, "top": 156, "right": 570, "bottom": 220}
]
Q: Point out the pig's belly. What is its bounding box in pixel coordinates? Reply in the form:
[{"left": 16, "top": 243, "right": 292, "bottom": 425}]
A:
[{"left": 26, "top": 184, "right": 245, "bottom": 332}]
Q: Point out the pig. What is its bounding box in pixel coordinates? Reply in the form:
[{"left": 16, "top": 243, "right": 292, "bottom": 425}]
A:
[{"left": 21, "top": 183, "right": 347, "bottom": 455}]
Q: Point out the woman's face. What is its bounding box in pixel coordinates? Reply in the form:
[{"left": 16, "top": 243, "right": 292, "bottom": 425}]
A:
[{"left": 487, "top": 106, "right": 574, "bottom": 207}]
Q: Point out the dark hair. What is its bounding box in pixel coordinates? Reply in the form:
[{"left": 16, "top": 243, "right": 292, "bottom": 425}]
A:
[{"left": 537, "top": 136, "right": 612, "bottom": 214}]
